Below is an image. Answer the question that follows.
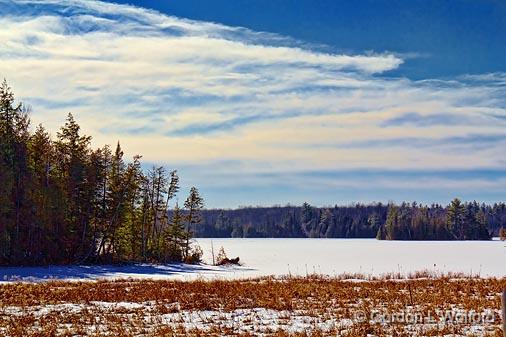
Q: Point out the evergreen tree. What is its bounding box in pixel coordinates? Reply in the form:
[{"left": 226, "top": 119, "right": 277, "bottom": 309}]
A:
[
  {"left": 474, "top": 209, "right": 490, "bottom": 240},
  {"left": 301, "top": 202, "right": 316, "bottom": 237},
  {"left": 318, "top": 209, "right": 332, "bottom": 238},
  {"left": 27, "top": 124, "right": 54, "bottom": 264},
  {"left": 55, "top": 113, "right": 92, "bottom": 262},
  {"left": 446, "top": 198, "right": 466, "bottom": 239},
  {"left": 0, "top": 79, "right": 30, "bottom": 263},
  {"left": 183, "top": 187, "right": 204, "bottom": 259},
  {"left": 164, "top": 203, "right": 186, "bottom": 262},
  {"left": 383, "top": 204, "right": 399, "bottom": 240}
]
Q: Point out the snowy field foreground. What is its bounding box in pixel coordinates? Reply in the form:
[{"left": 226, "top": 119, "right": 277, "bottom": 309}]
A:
[
  {"left": 0, "top": 238, "right": 504, "bottom": 282},
  {"left": 1, "top": 277, "right": 504, "bottom": 336}
]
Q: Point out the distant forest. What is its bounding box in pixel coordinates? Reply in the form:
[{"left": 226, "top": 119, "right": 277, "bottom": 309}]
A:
[
  {"left": 0, "top": 81, "right": 204, "bottom": 266},
  {"left": 193, "top": 200, "right": 505, "bottom": 240}
]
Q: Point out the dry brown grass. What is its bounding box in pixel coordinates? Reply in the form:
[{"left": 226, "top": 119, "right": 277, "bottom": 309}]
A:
[{"left": 0, "top": 275, "right": 504, "bottom": 336}]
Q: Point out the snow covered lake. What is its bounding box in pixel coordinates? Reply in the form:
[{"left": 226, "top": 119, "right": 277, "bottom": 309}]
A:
[
  {"left": 0, "top": 238, "right": 504, "bottom": 282},
  {"left": 197, "top": 238, "right": 505, "bottom": 278}
]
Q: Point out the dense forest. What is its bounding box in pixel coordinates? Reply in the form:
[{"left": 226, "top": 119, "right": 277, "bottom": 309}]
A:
[
  {"left": 193, "top": 203, "right": 386, "bottom": 238},
  {"left": 193, "top": 200, "right": 505, "bottom": 240},
  {"left": 0, "top": 81, "right": 204, "bottom": 266}
]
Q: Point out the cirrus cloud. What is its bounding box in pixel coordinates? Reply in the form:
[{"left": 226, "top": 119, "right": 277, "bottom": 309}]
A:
[{"left": 1, "top": 0, "right": 506, "bottom": 206}]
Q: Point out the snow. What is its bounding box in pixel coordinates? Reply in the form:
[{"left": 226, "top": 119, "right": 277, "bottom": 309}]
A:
[
  {"left": 196, "top": 238, "right": 506, "bottom": 278},
  {"left": 1, "top": 302, "right": 500, "bottom": 336},
  {"left": 0, "top": 238, "right": 504, "bottom": 282},
  {"left": 154, "top": 307, "right": 348, "bottom": 333},
  {"left": 0, "top": 262, "right": 246, "bottom": 283},
  {"left": 0, "top": 303, "right": 376, "bottom": 335}
]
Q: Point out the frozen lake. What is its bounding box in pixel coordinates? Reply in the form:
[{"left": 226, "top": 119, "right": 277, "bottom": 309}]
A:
[
  {"left": 196, "top": 238, "right": 505, "bottom": 278},
  {"left": 0, "top": 239, "right": 504, "bottom": 282}
]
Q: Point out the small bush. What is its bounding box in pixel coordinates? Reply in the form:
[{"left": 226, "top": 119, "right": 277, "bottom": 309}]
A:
[
  {"left": 216, "top": 246, "right": 227, "bottom": 265},
  {"left": 500, "top": 227, "right": 506, "bottom": 241},
  {"left": 184, "top": 245, "right": 203, "bottom": 264}
]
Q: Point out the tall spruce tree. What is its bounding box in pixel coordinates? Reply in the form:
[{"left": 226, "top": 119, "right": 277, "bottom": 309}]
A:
[
  {"left": 184, "top": 187, "right": 204, "bottom": 259},
  {"left": 446, "top": 198, "right": 466, "bottom": 239}
]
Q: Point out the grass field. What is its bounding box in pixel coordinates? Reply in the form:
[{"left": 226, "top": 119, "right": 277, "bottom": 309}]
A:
[{"left": 0, "top": 274, "right": 504, "bottom": 336}]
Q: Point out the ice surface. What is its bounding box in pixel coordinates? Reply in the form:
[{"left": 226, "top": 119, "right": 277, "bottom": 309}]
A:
[
  {"left": 0, "top": 238, "right": 503, "bottom": 282},
  {"left": 196, "top": 238, "right": 506, "bottom": 278}
]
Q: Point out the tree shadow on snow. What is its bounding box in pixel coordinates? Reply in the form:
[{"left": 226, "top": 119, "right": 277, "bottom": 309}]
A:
[{"left": 0, "top": 263, "right": 256, "bottom": 282}]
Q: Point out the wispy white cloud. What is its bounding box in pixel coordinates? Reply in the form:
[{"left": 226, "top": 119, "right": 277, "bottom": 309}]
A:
[{"left": 1, "top": 0, "right": 506, "bottom": 206}]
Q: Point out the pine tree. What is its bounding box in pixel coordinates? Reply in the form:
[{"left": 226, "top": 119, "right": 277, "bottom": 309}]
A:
[
  {"left": 27, "top": 124, "right": 54, "bottom": 263},
  {"left": 318, "top": 209, "right": 332, "bottom": 238},
  {"left": 0, "top": 79, "right": 30, "bottom": 263},
  {"left": 184, "top": 187, "right": 204, "bottom": 259},
  {"left": 384, "top": 204, "right": 400, "bottom": 240},
  {"left": 411, "top": 206, "right": 429, "bottom": 240},
  {"left": 55, "top": 113, "right": 92, "bottom": 262},
  {"left": 164, "top": 203, "right": 186, "bottom": 262},
  {"left": 149, "top": 166, "right": 168, "bottom": 260},
  {"left": 446, "top": 198, "right": 466, "bottom": 239},
  {"left": 301, "top": 202, "right": 316, "bottom": 237},
  {"left": 124, "top": 155, "right": 143, "bottom": 261},
  {"left": 474, "top": 209, "right": 490, "bottom": 240},
  {"left": 375, "top": 224, "right": 386, "bottom": 240},
  {"left": 100, "top": 142, "right": 126, "bottom": 260}
]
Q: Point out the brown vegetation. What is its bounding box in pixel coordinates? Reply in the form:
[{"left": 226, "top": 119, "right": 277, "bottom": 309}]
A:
[
  {"left": 500, "top": 227, "right": 506, "bottom": 241},
  {"left": 0, "top": 275, "right": 504, "bottom": 336}
]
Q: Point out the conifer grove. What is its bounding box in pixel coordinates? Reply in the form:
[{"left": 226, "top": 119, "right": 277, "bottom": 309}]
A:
[{"left": 0, "top": 80, "right": 204, "bottom": 266}]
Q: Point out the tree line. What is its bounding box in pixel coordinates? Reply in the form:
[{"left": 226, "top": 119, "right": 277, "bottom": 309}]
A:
[
  {"left": 376, "top": 199, "right": 491, "bottom": 240},
  {"left": 193, "top": 200, "right": 505, "bottom": 240},
  {"left": 0, "top": 80, "right": 204, "bottom": 266}
]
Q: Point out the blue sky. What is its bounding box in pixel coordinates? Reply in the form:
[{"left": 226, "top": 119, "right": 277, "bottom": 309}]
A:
[
  {"left": 1, "top": 0, "right": 506, "bottom": 208},
  {"left": 113, "top": 0, "right": 506, "bottom": 79}
]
